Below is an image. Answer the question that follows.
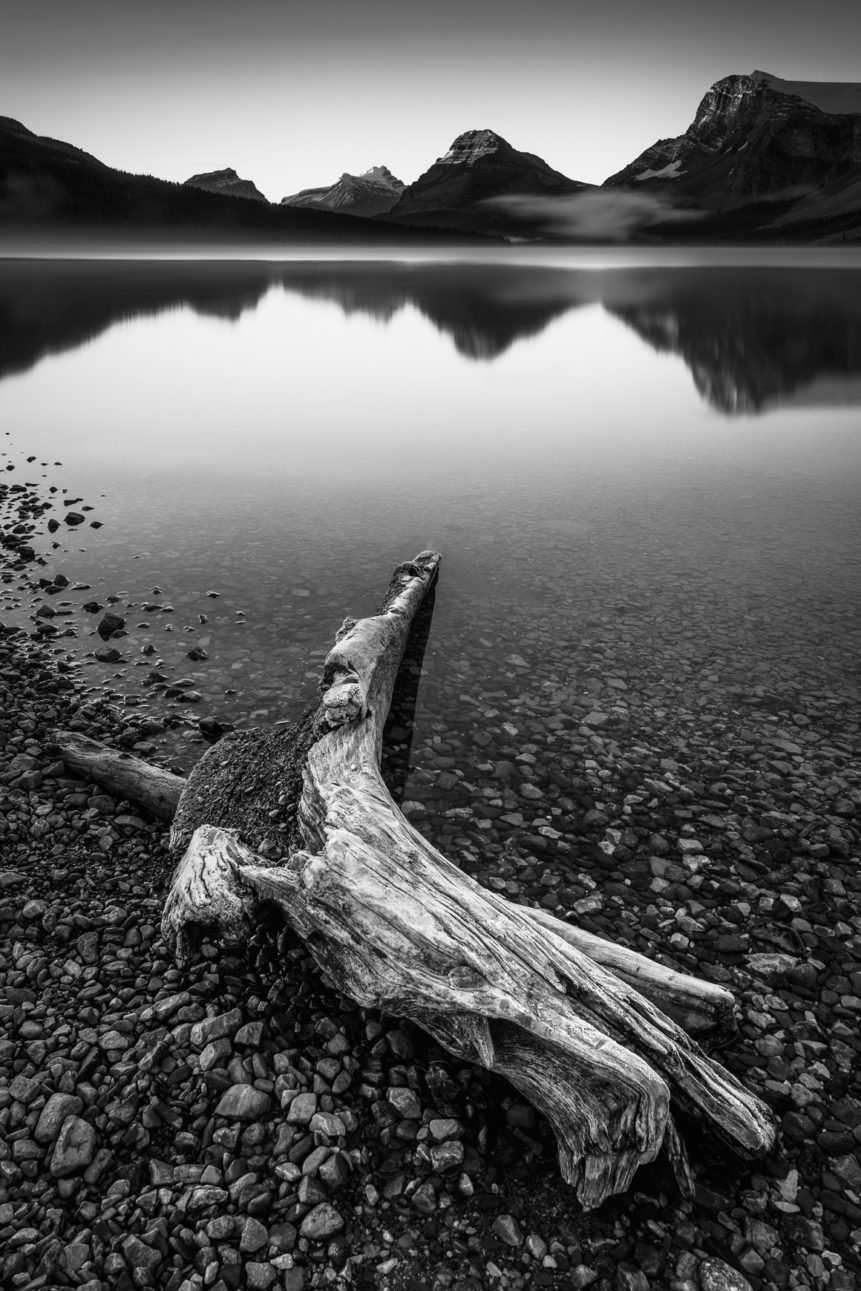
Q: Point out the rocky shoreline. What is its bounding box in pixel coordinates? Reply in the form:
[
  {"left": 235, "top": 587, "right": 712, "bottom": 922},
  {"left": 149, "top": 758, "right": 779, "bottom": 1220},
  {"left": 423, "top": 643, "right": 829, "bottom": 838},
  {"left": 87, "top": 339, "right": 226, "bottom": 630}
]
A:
[{"left": 2, "top": 468, "right": 861, "bottom": 1289}]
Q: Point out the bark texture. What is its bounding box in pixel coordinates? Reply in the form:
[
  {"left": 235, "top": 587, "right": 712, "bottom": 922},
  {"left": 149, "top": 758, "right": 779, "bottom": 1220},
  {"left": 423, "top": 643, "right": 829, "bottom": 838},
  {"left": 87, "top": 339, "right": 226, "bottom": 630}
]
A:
[
  {"left": 157, "top": 550, "right": 775, "bottom": 1209},
  {"left": 49, "top": 730, "right": 184, "bottom": 821}
]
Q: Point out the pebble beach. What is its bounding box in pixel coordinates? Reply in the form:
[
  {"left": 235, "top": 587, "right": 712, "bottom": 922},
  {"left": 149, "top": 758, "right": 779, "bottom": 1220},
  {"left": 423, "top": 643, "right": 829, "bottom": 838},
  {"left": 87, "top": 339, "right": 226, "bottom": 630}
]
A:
[{"left": 2, "top": 402, "right": 861, "bottom": 1291}]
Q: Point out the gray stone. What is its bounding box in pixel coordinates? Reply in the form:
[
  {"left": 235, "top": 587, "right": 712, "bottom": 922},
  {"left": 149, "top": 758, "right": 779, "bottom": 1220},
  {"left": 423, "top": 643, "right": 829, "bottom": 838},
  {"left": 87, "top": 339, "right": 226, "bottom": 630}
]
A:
[
  {"left": 97, "top": 611, "right": 125, "bottom": 639},
  {"left": 832, "top": 1153, "right": 861, "bottom": 1192},
  {"left": 269, "top": 1222, "right": 297, "bottom": 1252},
  {"left": 318, "top": 1153, "right": 350, "bottom": 1191},
  {"left": 235, "top": 1021, "right": 265, "bottom": 1046},
  {"left": 309, "top": 1111, "right": 345, "bottom": 1137},
  {"left": 410, "top": 1179, "right": 436, "bottom": 1213},
  {"left": 429, "top": 1140, "right": 464, "bottom": 1171},
  {"left": 49, "top": 1116, "right": 96, "bottom": 1178},
  {"left": 386, "top": 1086, "right": 421, "bottom": 1119},
  {"left": 122, "top": 1236, "right": 162, "bottom": 1270},
  {"left": 299, "top": 1203, "right": 344, "bottom": 1240},
  {"left": 491, "top": 1213, "right": 523, "bottom": 1247},
  {"left": 99, "top": 1029, "right": 131, "bottom": 1051},
  {"left": 185, "top": 1186, "right": 229, "bottom": 1212},
  {"left": 246, "top": 1264, "right": 277, "bottom": 1290},
  {"left": 240, "top": 1217, "right": 269, "bottom": 1254},
  {"left": 63, "top": 1242, "right": 91, "bottom": 1273},
  {"left": 746, "top": 953, "right": 799, "bottom": 977},
  {"left": 190, "top": 1007, "right": 243, "bottom": 1047},
  {"left": 699, "top": 1258, "right": 753, "bottom": 1291},
  {"left": 215, "top": 1084, "right": 271, "bottom": 1119},
  {"left": 9, "top": 1075, "right": 41, "bottom": 1103},
  {"left": 286, "top": 1091, "right": 317, "bottom": 1124},
  {"left": 525, "top": 1234, "right": 548, "bottom": 1260},
  {"left": 616, "top": 1268, "right": 650, "bottom": 1291},
  {"left": 34, "top": 1093, "right": 84, "bottom": 1144},
  {"left": 428, "top": 1116, "right": 464, "bottom": 1140}
]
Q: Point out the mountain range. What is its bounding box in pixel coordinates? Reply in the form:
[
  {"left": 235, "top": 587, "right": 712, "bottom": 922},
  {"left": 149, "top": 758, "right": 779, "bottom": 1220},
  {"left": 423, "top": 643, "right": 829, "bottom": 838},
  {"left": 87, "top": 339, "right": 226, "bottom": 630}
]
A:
[
  {"left": 606, "top": 71, "right": 861, "bottom": 240},
  {"left": 0, "top": 117, "right": 480, "bottom": 250},
  {"left": 280, "top": 165, "right": 405, "bottom": 218},
  {"left": 2, "top": 70, "right": 860, "bottom": 244}
]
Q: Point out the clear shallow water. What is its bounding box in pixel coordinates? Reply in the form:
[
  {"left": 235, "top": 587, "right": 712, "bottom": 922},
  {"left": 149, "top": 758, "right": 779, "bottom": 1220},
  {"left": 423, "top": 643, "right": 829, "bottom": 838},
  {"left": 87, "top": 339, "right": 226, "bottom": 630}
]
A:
[{"left": 0, "top": 256, "right": 859, "bottom": 774}]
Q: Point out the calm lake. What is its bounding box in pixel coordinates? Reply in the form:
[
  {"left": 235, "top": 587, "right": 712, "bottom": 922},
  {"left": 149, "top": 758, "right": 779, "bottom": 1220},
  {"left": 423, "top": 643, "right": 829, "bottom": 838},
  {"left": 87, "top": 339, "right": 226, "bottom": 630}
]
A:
[{"left": 1, "top": 252, "right": 859, "bottom": 792}]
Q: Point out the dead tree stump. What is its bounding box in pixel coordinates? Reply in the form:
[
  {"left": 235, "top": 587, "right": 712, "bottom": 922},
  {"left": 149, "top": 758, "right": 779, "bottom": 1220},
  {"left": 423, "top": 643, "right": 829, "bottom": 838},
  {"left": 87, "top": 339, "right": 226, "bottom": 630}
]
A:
[{"left": 53, "top": 551, "right": 775, "bottom": 1208}]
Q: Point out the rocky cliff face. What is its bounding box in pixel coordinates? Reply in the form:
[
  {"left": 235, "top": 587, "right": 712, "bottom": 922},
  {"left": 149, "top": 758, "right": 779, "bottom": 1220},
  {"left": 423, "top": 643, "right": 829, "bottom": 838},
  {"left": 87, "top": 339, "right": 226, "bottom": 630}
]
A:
[
  {"left": 606, "top": 71, "right": 861, "bottom": 214},
  {"left": 388, "top": 129, "right": 591, "bottom": 233},
  {"left": 280, "top": 166, "right": 404, "bottom": 218},
  {"left": 183, "top": 168, "right": 267, "bottom": 202}
]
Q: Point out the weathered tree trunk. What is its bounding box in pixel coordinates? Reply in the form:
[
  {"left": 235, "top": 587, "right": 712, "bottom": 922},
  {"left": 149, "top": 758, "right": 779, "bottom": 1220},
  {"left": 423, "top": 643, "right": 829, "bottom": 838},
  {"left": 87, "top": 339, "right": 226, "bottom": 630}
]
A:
[
  {"left": 53, "top": 552, "right": 775, "bottom": 1208},
  {"left": 49, "top": 730, "right": 184, "bottom": 820},
  {"left": 50, "top": 743, "right": 735, "bottom": 1038}
]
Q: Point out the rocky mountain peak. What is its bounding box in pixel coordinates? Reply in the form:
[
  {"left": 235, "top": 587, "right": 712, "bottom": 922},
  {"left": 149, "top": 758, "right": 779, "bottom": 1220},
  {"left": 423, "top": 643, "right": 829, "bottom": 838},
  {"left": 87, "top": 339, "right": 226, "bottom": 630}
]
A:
[
  {"left": 438, "top": 130, "right": 508, "bottom": 166},
  {"left": 605, "top": 69, "right": 861, "bottom": 217},
  {"left": 183, "top": 168, "right": 267, "bottom": 202},
  {"left": 360, "top": 165, "right": 403, "bottom": 186},
  {"left": 280, "top": 164, "right": 404, "bottom": 217}
]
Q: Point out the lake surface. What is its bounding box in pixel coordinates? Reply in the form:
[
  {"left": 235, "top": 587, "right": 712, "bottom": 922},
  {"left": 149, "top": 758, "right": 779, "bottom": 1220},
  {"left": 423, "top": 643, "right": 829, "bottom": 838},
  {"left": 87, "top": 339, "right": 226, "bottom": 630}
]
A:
[{"left": 1, "top": 254, "right": 859, "bottom": 796}]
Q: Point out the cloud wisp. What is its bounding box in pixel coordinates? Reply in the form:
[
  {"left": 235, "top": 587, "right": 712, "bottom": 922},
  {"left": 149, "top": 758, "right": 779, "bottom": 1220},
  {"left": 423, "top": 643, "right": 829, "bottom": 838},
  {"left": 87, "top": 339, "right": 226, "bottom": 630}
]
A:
[{"left": 485, "top": 189, "right": 706, "bottom": 241}]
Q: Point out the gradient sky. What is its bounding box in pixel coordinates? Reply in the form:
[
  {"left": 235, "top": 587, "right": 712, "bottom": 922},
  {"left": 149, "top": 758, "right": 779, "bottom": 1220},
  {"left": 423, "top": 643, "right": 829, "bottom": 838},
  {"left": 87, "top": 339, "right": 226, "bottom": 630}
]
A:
[{"left": 3, "top": 0, "right": 860, "bottom": 200}]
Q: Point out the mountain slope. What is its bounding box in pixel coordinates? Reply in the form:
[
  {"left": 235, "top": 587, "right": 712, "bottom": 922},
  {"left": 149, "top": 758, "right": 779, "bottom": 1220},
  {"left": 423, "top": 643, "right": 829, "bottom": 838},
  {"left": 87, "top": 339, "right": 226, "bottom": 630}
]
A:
[
  {"left": 387, "top": 129, "right": 592, "bottom": 234},
  {"left": 605, "top": 72, "right": 861, "bottom": 232},
  {"left": 184, "top": 168, "right": 267, "bottom": 202},
  {"left": 281, "top": 166, "right": 404, "bottom": 218},
  {"left": 0, "top": 117, "right": 483, "bottom": 247}
]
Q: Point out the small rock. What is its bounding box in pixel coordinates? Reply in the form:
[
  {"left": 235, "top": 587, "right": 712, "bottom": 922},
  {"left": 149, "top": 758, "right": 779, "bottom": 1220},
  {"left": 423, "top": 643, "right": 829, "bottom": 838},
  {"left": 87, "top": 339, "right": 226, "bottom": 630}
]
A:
[
  {"left": 410, "top": 1179, "right": 437, "bottom": 1213},
  {"left": 49, "top": 1116, "right": 96, "bottom": 1178},
  {"left": 525, "top": 1234, "right": 548, "bottom": 1260},
  {"left": 491, "top": 1213, "right": 523, "bottom": 1247},
  {"left": 429, "top": 1117, "right": 464, "bottom": 1141},
  {"left": 299, "top": 1203, "right": 344, "bottom": 1240},
  {"left": 34, "top": 1093, "right": 84, "bottom": 1144},
  {"left": 699, "top": 1258, "right": 753, "bottom": 1291},
  {"left": 215, "top": 1085, "right": 271, "bottom": 1119},
  {"left": 616, "top": 1268, "right": 650, "bottom": 1291},
  {"left": 240, "top": 1217, "right": 269, "bottom": 1254},
  {"left": 246, "top": 1264, "right": 277, "bottom": 1290},
  {"left": 97, "top": 611, "right": 125, "bottom": 639},
  {"left": 286, "top": 1092, "right": 318, "bottom": 1124},
  {"left": 309, "top": 1112, "right": 345, "bottom": 1138},
  {"left": 387, "top": 1086, "right": 421, "bottom": 1119},
  {"left": 429, "top": 1140, "right": 464, "bottom": 1172},
  {"left": 122, "top": 1235, "right": 162, "bottom": 1271},
  {"left": 185, "top": 1185, "right": 229, "bottom": 1212}
]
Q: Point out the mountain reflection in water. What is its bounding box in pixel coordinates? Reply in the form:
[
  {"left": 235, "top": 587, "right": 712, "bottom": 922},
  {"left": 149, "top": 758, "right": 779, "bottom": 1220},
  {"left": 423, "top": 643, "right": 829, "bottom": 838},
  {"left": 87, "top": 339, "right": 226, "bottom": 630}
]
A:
[{"left": 1, "top": 258, "right": 860, "bottom": 415}]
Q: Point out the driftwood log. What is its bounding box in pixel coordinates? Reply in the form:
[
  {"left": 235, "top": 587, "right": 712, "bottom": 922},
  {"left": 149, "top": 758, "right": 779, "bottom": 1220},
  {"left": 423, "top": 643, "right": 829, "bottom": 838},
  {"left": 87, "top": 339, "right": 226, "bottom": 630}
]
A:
[
  {"left": 53, "top": 730, "right": 184, "bottom": 820},
  {"left": 52, "top": 551, "right": 775, "bottom": 1209}
]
